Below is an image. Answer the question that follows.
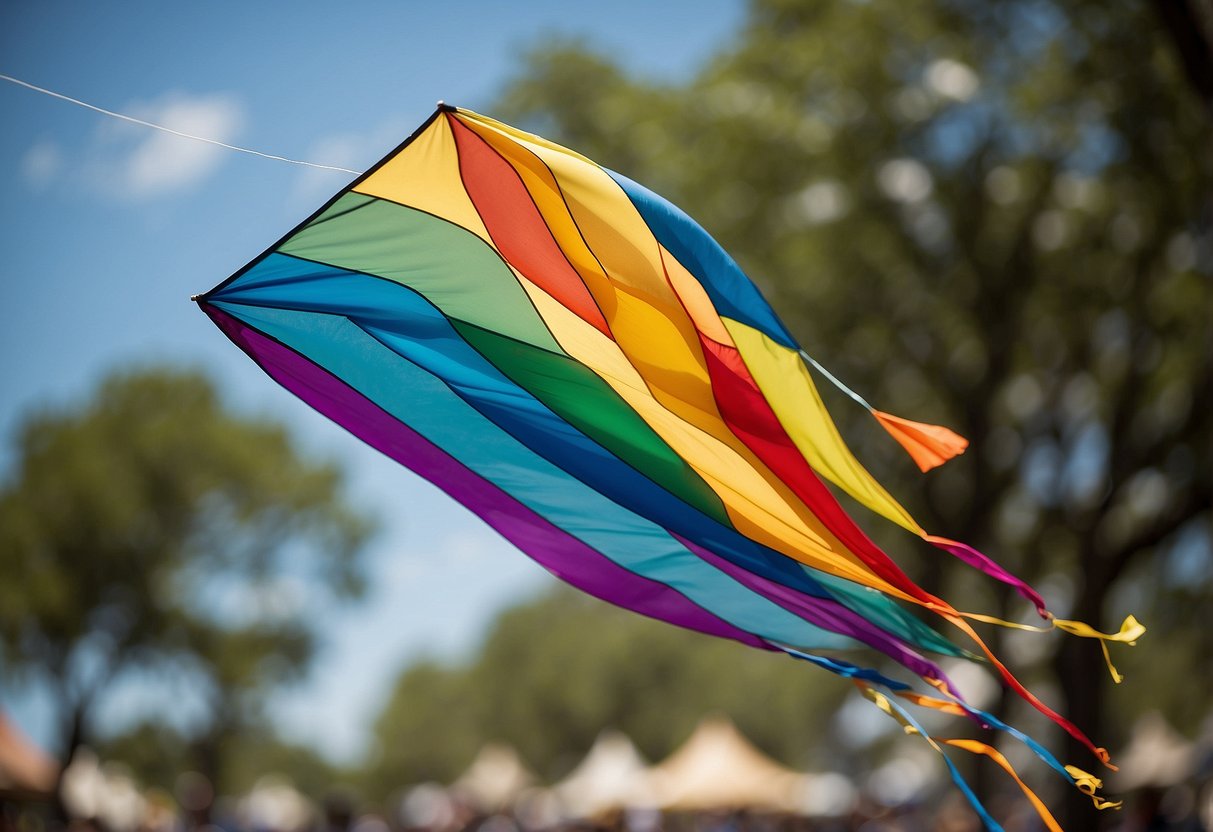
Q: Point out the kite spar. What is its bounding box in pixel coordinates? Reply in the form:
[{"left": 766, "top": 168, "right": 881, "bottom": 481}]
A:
[{"left": 197, "top": 105, "right": 1140, "bottom": 829}]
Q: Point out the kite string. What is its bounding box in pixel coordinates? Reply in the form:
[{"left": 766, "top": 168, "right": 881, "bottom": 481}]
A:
[{"left": 0, "top": 72, "right": 361, "bottom": 175}]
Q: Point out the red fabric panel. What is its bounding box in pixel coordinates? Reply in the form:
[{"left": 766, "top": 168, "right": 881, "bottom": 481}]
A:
[
  {"left": 698, "top": 333, "right": 939, "bottom": 607},
  {"left": 447, "top": 114, "right": 612, "bottom": 337}
]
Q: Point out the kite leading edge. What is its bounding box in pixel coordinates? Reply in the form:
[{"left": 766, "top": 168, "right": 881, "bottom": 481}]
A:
[{"left": 195, "top": 104, "right": 1141, "bottom": 829}]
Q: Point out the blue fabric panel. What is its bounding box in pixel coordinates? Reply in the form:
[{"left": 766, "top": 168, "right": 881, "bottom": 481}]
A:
[
  {"left": 215, "top": 253, "right": 831, "bottom": 598},
  {"left": 215, "top": 253, "right": 957, "bottom": 658},
  {"left": 211, "top": 297, "right": 862, "bottom": 652},
  {"left": 607, "top": 169, "right": 798, "bottom": 349}
]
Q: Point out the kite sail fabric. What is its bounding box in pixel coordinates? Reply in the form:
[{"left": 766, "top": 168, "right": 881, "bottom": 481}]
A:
[{"left": 197, "top": 105, "right": 1139, "bottom": 828}]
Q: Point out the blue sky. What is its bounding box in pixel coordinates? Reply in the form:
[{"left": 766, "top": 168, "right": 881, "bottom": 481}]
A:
[{"left": 0, "top": 0, "right": 747, "bottom": 761}]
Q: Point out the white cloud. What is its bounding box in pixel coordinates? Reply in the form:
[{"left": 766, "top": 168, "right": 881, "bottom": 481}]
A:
[
  {"left": 89, "top": 91, "right": 245, "bottom": 200},
  {"left": 20, "top": 140, "right": 63, "bottom": 191}
]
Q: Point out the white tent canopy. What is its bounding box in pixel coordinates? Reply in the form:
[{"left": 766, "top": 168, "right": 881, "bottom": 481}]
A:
[
  {"left": 552, "top": 730, "right": 654, "bottom": 819},
  {"left": 450, "top": 743, "right": 536, "bottom": 813},
  {"left": 643, "top": 716, "right": 811, "bottom": 813}
]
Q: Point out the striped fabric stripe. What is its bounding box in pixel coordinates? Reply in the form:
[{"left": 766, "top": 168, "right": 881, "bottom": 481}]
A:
[{"left": 198, "top": 106, "right": 1121, "bottom": 829}]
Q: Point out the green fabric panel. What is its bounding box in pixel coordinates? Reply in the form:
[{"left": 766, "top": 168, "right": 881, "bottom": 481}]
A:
[
  {"left": 452, "top": 319, "right": 734, "bottom": 528},
  {"left": 279, "top": 193, "right": 560, "bottom": 352}
]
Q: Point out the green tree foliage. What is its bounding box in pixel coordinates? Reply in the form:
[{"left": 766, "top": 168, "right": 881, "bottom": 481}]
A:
[
  {"left": 96, "top": 721, "right": 348, "bottom": 799},
  {"left": 364, "top": 587, "right": 849, "bottom": 801},
  {"left": 0, "top": 367, "right": 374, "bottom": 806},
  {"left": 370, "top": 2, "right": 1209, "bottom": 827}
]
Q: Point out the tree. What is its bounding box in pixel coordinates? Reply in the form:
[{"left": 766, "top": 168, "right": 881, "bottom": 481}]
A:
[
  {"left": 97, "top": 720, "right": 348, "bottom": 800},
  {"left": 493, "top": 2, "right": 1211, "bottom": 828},
  {"left": 0, "top": 367, "right": 374, "bottom": 815},
  {"left": 364, "top": 586, "right": 850, "bottom": 802}
]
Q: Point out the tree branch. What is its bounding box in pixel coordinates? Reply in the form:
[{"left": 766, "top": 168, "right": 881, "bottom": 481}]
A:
[{"left": 1153, "top": 0, "right": 1213, "bottom": 115}]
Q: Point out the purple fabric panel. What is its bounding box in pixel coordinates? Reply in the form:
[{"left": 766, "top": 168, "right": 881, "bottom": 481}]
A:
[
  {"left": 672, "top": 531, "right": 956, "bottom": 689},
  {"left": 204, "top": 304, "right": 769, "bottom": 651}
]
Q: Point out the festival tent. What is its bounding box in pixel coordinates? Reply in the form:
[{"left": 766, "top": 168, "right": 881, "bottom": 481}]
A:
[
  {"left": 0, "top": 711, "right": 56, "bottom": 798},
  {"left": 449, "top": 743, "right": 536, "bottom": 813},
  {"left": 59, "top": 748, "right": 147, "bottom": 832},
  {"left": 240, "top": 774, "right": 316, "bottom": 832},
  {"left": 643, "top": 716, "right": 812, "bottom": 813},
  {"left": 551, "top": 730, "right": 654, "bottom": 819}
]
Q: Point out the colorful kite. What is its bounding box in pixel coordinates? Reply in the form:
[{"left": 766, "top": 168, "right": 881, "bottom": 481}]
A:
[{"left": 197, "top": 105, "right": 1140, "bottom": 829}]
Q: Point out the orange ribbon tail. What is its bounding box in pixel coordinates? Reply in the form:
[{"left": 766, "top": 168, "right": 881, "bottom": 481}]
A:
[{"left": 872, "top": 409, "right": 969, "bottom": 472}]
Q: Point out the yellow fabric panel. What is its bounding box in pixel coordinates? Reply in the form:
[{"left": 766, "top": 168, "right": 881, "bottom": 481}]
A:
[
  {"left": 724, "top": 318, "right": 923, "bottom": 534},
  {"left": 452, "top": 109, "right": 912, "bottom": 598},
  {"left": 460, "top": 112, "right": 670, "bottom": 298},
  {"left": 516, "top": 273, "right": 913, "bottom": 600},
  {"left": 453, "top": 107, "right": 610, "bottom": 177},
  {"left": 455, "top": 112, "right": 726, "bottom": 436},
  {"left": 605, "top": 288, "right": 719, "bottom": 424},
  {"left": 661, "top": 245, "right": 734, "bottom": 345},
  {"left": 353, "top": 115, "right": 492, "bottom": 244}
]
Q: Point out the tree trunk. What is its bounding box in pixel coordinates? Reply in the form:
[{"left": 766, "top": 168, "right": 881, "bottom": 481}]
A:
[
  {"left": 968, "top": 586, "right": 1013, "bottom": 807},
  {"left": 51, "top": 700, "right": 87, "bottom": 825},
  {"left": 1051, "top": 582, "right": 1111, "bottom": 832}
]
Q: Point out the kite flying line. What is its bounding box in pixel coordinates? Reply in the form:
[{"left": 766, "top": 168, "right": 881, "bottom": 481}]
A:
[{"left": 0, "top": 73, "right": 360, "bottom": 174}]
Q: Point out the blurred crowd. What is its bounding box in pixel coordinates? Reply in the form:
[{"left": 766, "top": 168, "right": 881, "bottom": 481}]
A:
[{"left": 3, "top": 714, "right": 1211, "bottom": 832}]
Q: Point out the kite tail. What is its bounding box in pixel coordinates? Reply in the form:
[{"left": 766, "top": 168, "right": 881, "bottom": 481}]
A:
[
  {"left": 916, "top": 536, "right": 1146, "bottom": 682},
  {"left": 921, "top": 535, "right": 1142, "bottom": 684},
  {"left": 797, "top": 350, "right": 968, "bottom": 471},
  {"left": 797, "top": 350, "right": 1144, "bottom": 682},
  {"left": 853, "top": 681, "right": 1004, "bottom": 831},
  {"left": 870, "top": 410, "right": 969, "bottom": 472},
  {"left": 777, "top": 646, "right": 1074, "bottom": 788},
  {"left": 908, "top": 681, "right": 1122, "bottom": 812},
  {"left": 939, "top": 612, "right": 1116, "bottom": 768},
  {"left": 938, "top": 739, "right": 1065, "bottom": 832},
  {"left": 926, "top": 536, "right": 1049, "bottom": 616},
  {"left": 954, "top": 609, "right": 1146, "bottom": 685},
  {"left": 853, "top": 681, "right": 1121, "bottom": 831}
]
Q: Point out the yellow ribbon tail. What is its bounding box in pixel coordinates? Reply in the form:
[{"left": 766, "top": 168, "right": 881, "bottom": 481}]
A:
[
  {"left": 854, "top": 682, "right": 919, "bottom": 735},
  {"left": 956, "top": 610, "right": 1145, "bottom": 683},
  {"left": 1052, "top": 615, "right": 1144, "bottom": 684},
  {"left": 856, "top": 681, "right": 1122, "bottom": 827},
  {"left": 1051, "top": 614, "right": 1146, "bottom": 644},
  {"left": 1065, "top": 765, "right": 1125, "bottom": 811}
]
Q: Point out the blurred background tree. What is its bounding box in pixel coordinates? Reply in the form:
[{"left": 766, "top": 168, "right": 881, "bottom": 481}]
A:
[
  {"left": 362, "top": 587, "right": 849, "bottom": 801},
  {"left": 2, "top": 3, "right": 1208, "bottom": 828},
  {"left": 363, "top": 0, "right": 1211, "bottom": 828},
  {"left": 0, "top": 368, "right": 374, "bottom": 815},
  {"left": 361, "top": 587, "right": 853, "bottom": 800}
]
